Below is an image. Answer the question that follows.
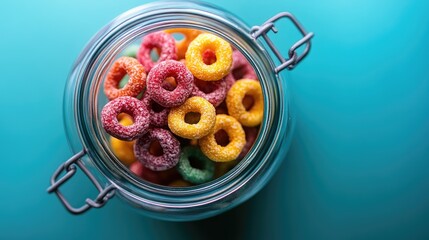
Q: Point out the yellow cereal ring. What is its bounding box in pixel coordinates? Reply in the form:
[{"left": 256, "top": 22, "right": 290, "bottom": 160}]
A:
[
  {"left": 226, "top": 79, "right": 263, "bottom": 127},
  {"left": 165, "top": 28, "right": 202, "bottom": 59},
  {"left": 168, "top": 96, "right": 216, "bottom": 139},
  {"left": 199, "top": 114, "right": 246, "bottom": 162},
  {"left": 109, "top": 117, "right": 137, "bottom": 166},
  {"left": 185, "top": 33, "right": 232, "bottom": 81}
]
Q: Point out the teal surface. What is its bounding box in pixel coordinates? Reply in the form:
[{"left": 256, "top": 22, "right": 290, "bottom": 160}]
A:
[{"left": 1, "top": 0, "right": 428, "bottom": 239}]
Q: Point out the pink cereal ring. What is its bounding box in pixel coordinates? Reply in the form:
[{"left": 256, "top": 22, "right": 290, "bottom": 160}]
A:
[
  {"left": 134, "top": 128, "right": 180, "bottom": 171},
  {"left": 137, "top": 32, "right": 177, "bottom": 72},
  {"left": 192, "top": 77, "right": 227, "bottom": 107},
  {"left": 147, "top": 60, "right": 193, "bottom": 108},
  {"left": 141, "top": 92, "right": 169, "bottom": 127},
  {"left": 225, "top": 50, "right": 257, "bottom": 90},
  {"left": 101, "top": 96, "right": 150, "bottom": 141},
  {"left": 103, "top": 57, "right": 147, "bottom": 100}
]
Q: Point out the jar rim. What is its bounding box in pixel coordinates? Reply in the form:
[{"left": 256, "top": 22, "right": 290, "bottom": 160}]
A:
[{"left": 63, "top": 0, "right": 292, "bottom": 220}]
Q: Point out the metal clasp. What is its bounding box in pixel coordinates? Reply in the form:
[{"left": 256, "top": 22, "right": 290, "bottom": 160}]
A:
[
  {"left": 251, "top": 12, "right": 314, "bottom": 73},
  {"left": 47, "top": 150, "right": 116, "bottom": 214}
]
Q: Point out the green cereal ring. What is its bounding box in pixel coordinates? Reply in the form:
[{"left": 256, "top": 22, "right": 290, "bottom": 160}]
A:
[
  {"left": 177, "top": 146, "right": 215, "bottom": 184},
  {"left": 122, "top": 44, "right": 140, "bottom": 58}
]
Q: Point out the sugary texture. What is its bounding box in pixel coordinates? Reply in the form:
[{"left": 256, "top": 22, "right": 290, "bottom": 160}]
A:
[
  {"left": 109, "top": 117, "right": 137, "bottom": 166},
  {"left": 238, "top": 126, "right": 259, "bottom": 159},
  {"left": 141, "top": 92, "right": 169, "bottom": 127},
  {"left": 199, "top": 114, "right": 246, "bottom": 162},
  {"left": 101, "top": 96, "right": 150, "bottom": 140},
  {"left": 134, "top": 128, "right": 180, "bottom": 171},
  {"left": 185, "top": 33, "right": 233, "bottom": 81},
  {"left": 191, "top": 77, "right": 226, "bottom": 107},
  {"left": 225, "top": 50, "right": 258, "bottom": 90},
  {"left": 104, "top": 57, "right": 147, "bottom": 100},
  {"left": 137, "top": 32, "right": 177, "bottom": 72},
  {"left": 168, "top": 96, "right": 216, "bottom": 139},
  {"left": 147, "top": 60, "right": 193, "bottom": 107},
  {"left": 129, "top": 161, "right": 163, "bottom": 184},
  {"left": 177, "top": 146, "right": 215, "bottom": 184},
  {"left": 165, "top": 28, "right": 202, "bottom": 59},
  {"left": 226, "top": 79, "right": 263, "bottom": 127}
]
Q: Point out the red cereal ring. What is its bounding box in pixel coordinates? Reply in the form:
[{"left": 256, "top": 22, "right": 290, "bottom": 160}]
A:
[
  {"left": 141, "top": 92, "right": 169, "bottom": 127},
  {"left": 134, "top": 128, "right": 180, "bottom": 171},
  {"left": 129, "top": 161, "right": 163, "bottom": 184},
  {"left": 192, "top": 77, "right": 227, "bottom": 107},
  {"left": 137, "top": 32, "right": 177, "bottom": 72},
  {"left": 101, "top": 96, "right": 150, "bottom": 141},
  {"left": 147, "top": 60, "right": 193, "bottom": 108},
  {"left": 225, "top": 50, "right": 257, "bottom": 90},
  {"left": 103, "top": 57, "right": 147, "bottom": 100}
]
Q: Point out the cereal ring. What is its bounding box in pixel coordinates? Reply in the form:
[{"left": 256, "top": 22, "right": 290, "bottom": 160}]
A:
[
  {"left": 177, "top": 146, "right": 215, "bottom": 184},
  {"left": 109, "top": 117, "right": 137, "bottom": 166},
  {"left": 238, "top": 127, "right": 259, "bottom": 159},
  {"left": 225, "top": 50, "right": 258, "bottom": 90},
  {"left": 101, "top": 96, "right": 150, "bottom": 141},
  {"left": 168, "top": 96, "right": 216, "bottom": 139},
  {"left": 185, "top": 33, "right": 232, "bottom": 81},
  {"left": 137, "top": 32, "right": 177, "bottom": 72},
  {"left": 141, "top": 92, "right": 169, "bottom": 127},
  {"left": 165, "top": 28, "right": 201, "bottom": 59},
  {"left": 147, "top": 60, "right": 193, "bottom": 107},
  {"left": 226, "top": 79, "right": 263, "bottom": 127},
  {"left": 129, "top": 161, "right": 163, "bottom": 184},
  {"left": 199, "top": 114, "right": 246, "bottom": 162},
  {"left": 134, "top": 128, "right": 180, "bottom": 171},
  {"left": 192, "top": 77, "right": 226, "bottom": 107},
  {"left": 104, "top": 57, "right": 146, "bottom": 100}
]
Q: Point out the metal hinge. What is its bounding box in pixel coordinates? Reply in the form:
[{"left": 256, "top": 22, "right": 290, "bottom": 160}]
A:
[
  {"left": 251, "top": 12, "right": 314, "bottom": 73},
  {"left": 47, "top": 150, "right": 116, "bottom": 214}
]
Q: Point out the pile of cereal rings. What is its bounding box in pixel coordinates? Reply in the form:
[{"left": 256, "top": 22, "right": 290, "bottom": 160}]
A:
[{"left": 101, "top": 28, "right": 263, "bottom": 187}]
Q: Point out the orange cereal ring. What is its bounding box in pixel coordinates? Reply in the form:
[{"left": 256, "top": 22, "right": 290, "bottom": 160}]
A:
[
  {"left": 165, "top": 28, "right": 202, "bottom": 59},
  {"left": 185, "top": 33, "right": 232, "bottom": 81},
  {"left": 226, "top": 79, "right": 263, "bottom": 127},
  {"left": 104, "top": 57, "right": 146, "bottom": 100},
  {"left": 199, "top": 114, "right": 246, "bottom": 162},
  {"left": 168, "top": 96, "right": 216, "bottom": 139},
  {"left": 109, "top": 117, "right": 137, "bottom": 166}
]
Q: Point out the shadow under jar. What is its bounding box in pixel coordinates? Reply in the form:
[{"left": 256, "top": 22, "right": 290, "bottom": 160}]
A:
[{"left": 48, "top": 0, "right": 313, "bottom": 221}]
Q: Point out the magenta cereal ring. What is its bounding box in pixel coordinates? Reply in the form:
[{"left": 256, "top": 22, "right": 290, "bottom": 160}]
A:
[
  {"left": 192, "top": 77, "right": 227, "bottom": 107},
  {"left": 141, "top": 92, "right": 169, "bottom": 127},
  {"left": 147, "top": 60, "right": 193, "bottom": 108},
  {"left": 225, "top": 50, "right": 257, "bottom": 90},
  {"left": 137, "top": 32, "right": 177, "bottom": 72},
  {"left": 134, "top": 128, "right": 180, "bottom": 171},
  {"left": 101, "top": 96, "right": 150, "bottom": 141}
]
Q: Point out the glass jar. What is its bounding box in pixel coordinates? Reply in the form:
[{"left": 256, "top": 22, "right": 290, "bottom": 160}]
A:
[{"left": 47, "top": 0, "right": 313, "bottom": 221}]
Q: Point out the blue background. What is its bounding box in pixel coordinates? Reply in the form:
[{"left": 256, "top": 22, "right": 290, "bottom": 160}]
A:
[{"left": 1, "top": 0, "right": 428, "bottom": 239}]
